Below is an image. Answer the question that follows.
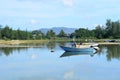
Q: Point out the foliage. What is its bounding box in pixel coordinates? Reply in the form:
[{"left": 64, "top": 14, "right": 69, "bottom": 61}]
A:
[
  {"left": 32, "top": 30, "right": 44, "bottom": 40},
  {"left": 57, "top": 29, "right": 67, "bottom": 37},
  {"left": 46, "top": 30, "right": 56, "bottom": 39},
  {"left": 105, "top": 19, "right": 120, "bottom": 38},
  {"left": 0, "top": 19, "right": 120, "bottom": 40},
  {"left": 0, "top": 25, "right": 33, "bottom": 40},
  {"left": 73, "top": 19, "right": 120, "bottom": 39},
  {"left": 73, "top": 28, "right": 95, "bottom": 39}
]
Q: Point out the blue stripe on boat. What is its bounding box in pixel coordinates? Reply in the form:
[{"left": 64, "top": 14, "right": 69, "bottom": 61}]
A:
[{"left": 60, "top": 46, "right": 95, "bottom": 52}]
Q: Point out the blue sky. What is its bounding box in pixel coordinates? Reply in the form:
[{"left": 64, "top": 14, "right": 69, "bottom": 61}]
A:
[{"left": 0, "top": 0, "right": 120, "bottom": 30}]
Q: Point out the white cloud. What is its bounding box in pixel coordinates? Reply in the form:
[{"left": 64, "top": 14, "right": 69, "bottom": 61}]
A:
[
  {"left": 64, "top": 71, "right": 74, "bottom": 80},
  {"left": 1, "top": 0, "right": 120, "bottom": 30},
  {"left": 30, "top": 19, "right": 37, "bottom": 24},
  {"left": 62, "top": 0, "right": 73, "bottom": 7}
]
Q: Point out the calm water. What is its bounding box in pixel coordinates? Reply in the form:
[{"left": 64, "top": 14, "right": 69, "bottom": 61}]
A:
[{"left": 0, "top": 42, "right": 120, "bottom": 80}]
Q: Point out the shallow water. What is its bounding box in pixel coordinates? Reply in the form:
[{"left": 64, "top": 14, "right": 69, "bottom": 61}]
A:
[{"left": 0, "top": 42, "right": 120, "bottom": 80}]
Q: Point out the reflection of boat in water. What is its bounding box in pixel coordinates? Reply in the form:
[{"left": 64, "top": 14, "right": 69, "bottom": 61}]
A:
[{"left": 60, "top": 51, "right": 96, "bottom": 58}]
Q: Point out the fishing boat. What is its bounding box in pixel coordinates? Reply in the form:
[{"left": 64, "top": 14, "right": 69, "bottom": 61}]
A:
[
  {"left": 60, "top": 38, "right": 99, "bottom": 52},
  {"left": 60, "top": 45, "right": 96, "bottom": 52}
]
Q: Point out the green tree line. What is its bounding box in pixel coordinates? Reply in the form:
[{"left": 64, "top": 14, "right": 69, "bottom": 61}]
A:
[
  {"left": 0, "top": 19, "right": 120, "bottom": 40},
  {"left": 73, "top": 19, "right": 120, "bottom": 39},
  {"left": 0, "top": 25, "right": 33, "bottom": 40}
]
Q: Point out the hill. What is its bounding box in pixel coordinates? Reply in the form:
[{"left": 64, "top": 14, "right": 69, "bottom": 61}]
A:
[{"left": 40, "top": 27, "right": 77, "bottom": 35}]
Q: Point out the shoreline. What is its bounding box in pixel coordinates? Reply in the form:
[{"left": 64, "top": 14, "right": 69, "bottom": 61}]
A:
[
  {"left": 0, "top": 40, "right": 119, "bottom": 44},
  {"left": 0, "top": 40, "right": 49, "bottom": 44},
  {"left": 84, "top": 42, "right": 120, "bottom": 45},
  {"left": 0, "top": 40, "right": 119, "bottom": 48},
  {"left": 0, "top": 44, "right": 42, "bottom": 48}
]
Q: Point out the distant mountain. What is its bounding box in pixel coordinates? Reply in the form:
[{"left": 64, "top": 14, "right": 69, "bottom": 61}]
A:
[{"left": 40, "top": 27, "right": 77, "bottom": 35}]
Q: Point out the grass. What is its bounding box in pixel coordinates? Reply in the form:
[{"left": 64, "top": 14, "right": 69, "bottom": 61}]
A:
[
  {"left": 0, "top": 39, "right": 119, "bottom": 45},
  {"left": 0, "top": 40, "right": 49, "bottom": 44}
]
